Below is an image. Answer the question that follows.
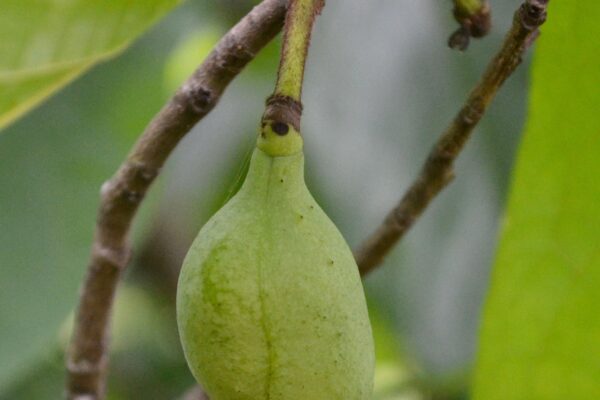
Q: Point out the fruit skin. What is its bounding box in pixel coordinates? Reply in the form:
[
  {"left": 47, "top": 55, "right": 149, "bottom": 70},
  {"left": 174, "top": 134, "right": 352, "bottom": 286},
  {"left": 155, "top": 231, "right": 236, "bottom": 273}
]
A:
[{"left": 177, "top": 144, "right": 374, "bottom": 399}]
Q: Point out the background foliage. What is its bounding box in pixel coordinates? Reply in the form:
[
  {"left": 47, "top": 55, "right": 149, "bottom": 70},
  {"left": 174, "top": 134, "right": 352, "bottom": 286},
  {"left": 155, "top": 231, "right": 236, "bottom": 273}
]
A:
[
  {"left": 0, "top": 0, "right": 182, "bottom": 129},
  {"left": 473, "top": 2, "right": 600, "bottom": 398},
  {"left": 0, "top": 1, "right": 597, "bottom": 399}
]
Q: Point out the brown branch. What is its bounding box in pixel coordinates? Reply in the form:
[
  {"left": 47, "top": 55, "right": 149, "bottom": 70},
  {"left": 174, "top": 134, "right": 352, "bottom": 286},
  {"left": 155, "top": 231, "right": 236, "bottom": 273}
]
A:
[
  {"left": 355, "top": 0, "right": 549, "bottom": 276},
  {"left": 448, "top": 0, "right": 492, "bottom": 51},
  {"left": 65, "top": 1, "right": 288, "bottom": 399}
]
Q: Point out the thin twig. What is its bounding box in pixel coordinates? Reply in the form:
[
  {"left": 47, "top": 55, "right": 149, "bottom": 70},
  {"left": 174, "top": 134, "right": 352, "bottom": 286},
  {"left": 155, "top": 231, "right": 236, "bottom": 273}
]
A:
[
  {"left": 355, "top": 0, "right": 549, "bottom": 276},
  {"left": 65, "top": 1, "right": 287, "bottom": 398}
]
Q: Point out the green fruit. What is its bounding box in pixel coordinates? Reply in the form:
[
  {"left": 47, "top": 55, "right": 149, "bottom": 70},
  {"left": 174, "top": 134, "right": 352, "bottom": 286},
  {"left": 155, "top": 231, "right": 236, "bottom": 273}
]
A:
[{"left": 177, "top": 122, "right": 374, "bottom": 399}]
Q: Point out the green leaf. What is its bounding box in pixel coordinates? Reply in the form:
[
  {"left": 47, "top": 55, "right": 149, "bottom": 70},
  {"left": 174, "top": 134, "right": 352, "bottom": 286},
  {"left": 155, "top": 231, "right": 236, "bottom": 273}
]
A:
[
  {"left": 0, "top": 0, "right": 180, "bottom": 130},
  {"left": 473, "top": 2, "right": 600, "bottom": 399},
  {"left": 0, "top": 23, "right": 174, "bottom": 390}
]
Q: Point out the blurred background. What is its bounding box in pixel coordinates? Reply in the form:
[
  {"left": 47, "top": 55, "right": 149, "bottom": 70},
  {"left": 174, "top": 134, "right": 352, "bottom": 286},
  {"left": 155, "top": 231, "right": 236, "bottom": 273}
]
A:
[{"left": 0, "top": 1, "right": 531, "bottom": 398}]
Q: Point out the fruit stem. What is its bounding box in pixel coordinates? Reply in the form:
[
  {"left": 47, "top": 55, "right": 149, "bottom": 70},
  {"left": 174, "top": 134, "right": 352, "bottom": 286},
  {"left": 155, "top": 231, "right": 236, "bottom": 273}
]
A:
[
  {"left": 258, "top": 0, "right": 323, "bottom": 144},
  {"left": 273, "top": 0, "right": 324, "bottom": 103}
]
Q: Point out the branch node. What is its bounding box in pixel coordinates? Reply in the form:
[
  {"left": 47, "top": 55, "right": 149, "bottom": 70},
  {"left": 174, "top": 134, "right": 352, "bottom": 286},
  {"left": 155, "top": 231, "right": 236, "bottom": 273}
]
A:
[
  {"left": 389, "top": 211, "right": 414, "bottom": 232},
  {"left": 262, "top": 94, "right": 303, "bottom": 131},
  {"left": 100, "top": 182, "right": 144, "bottom": 208},
  {"left": 128, "top": 161, "right": 159, "bottom": 182},
  {"left": 520, "top": 0, "right": 548, "bottom": 31},
  {"left": 217, "top": 36, "right": 256, "bottom": 73},
  {"left": 460, "top": 100, "right": 485, "bottom": 126},
  {"left": 124, "top": 189, "right": 144, "bottom": 204},
  {"left": 99, "top": 180, "right": 113, "bottom": 199},
  {"left": 67, "top": 357, "right": 107, "bottom": 375},
  {"left": 182, "top": 83, "right": 214, "bottom": 115},
  {"left": 92, "top": 242, "right": 131, "bottom": 271}
]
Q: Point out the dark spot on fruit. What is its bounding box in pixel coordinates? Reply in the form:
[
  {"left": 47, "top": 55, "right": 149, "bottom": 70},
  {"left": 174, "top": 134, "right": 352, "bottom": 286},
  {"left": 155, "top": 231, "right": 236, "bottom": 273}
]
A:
[
  {"left": 272, "top": 122, "right": 289, "bottom": 135},
  {"left": 280, "top": 178, "right": 284, "bottom": 183}
]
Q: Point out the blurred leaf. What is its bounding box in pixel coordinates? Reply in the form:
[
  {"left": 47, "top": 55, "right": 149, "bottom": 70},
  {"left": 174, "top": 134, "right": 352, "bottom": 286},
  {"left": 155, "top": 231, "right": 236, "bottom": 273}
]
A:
[
  {"left": 473, "top": 2, "right": 600, "bottom": 399},
  {"left": 164, "top": 28, "right": 223, "bottom": 93},
  {"left": 163, "top": 26, "right": 280, "bottom": 94},
  {"left": 107, "top": 285, "right": 193, "bottom": 400},
  {"left": 0, "top": 0, "right": 181, "bottom": 130},
  {"left": 371, "top": 307, "right": 404, "bottom": 365},
  {"left": 369, "top": 308, "right": 422, "bottom": 400},
  {"left": 3, "top": 285, "right": 190, "bottom": 400},
  {"left": 0, "top": 16, "right": 177, "bottom": 390},
  {"left": 0, "top": 349, "right": 65, "bottom": 400}
]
